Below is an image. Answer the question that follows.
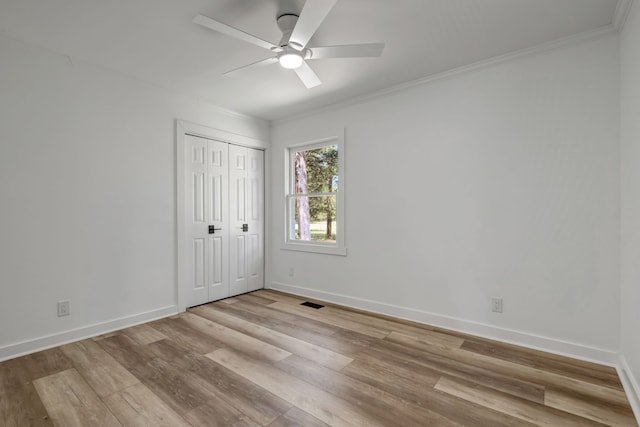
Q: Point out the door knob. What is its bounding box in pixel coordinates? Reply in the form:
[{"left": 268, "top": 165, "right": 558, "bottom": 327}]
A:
[
  {"left": 208, "top": 225, "right": 222, "bottom": 234},
  {"left": 241, "top": 224, "right": 249, "bottom": 232}
]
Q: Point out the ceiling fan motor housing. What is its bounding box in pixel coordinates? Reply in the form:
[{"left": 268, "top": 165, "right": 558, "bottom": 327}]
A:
[{"left": 277, "top": 13, "right": 300, "bottom": 47}]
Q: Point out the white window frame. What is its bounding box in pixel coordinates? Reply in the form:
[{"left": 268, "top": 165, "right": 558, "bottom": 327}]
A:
[{"left": 282, "top": 131, "right": 346, "bottom": 256}]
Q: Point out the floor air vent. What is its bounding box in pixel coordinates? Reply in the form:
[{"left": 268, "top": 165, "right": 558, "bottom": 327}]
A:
[{"left": 301, "top": 301, "right": 324, "bottom": 309}]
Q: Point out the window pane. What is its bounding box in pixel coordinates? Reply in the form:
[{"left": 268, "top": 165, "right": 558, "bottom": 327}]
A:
[
  {"left": 290, "top": 195, "right": 337, "bottom": 243},
  {"left": 294, "top": 145, "right": 339, "bottom": 194}
]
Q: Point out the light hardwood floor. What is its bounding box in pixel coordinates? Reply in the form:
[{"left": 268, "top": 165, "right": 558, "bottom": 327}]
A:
[{"left": 0, "top": 290, "right": 637, "bottom": 426}]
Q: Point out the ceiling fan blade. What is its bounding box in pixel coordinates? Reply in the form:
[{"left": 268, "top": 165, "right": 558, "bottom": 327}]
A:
[
  {"left": 310, "top": 43, "right": 385, "bottom": 59},
  {"left": 223, "top": 57, "right": 278, "bottom": 77},
  {"left": 193, "top": 14, "right": 278, "bottom": 51},
  {"left": 289, "top": 0, "right": 338, "bottom": 48},
  {"left": 294, "top": 61, "right": 322, "bottom": 88}
]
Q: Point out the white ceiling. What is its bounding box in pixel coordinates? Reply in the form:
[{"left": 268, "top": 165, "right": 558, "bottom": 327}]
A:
[{"left": 0, "top": 0, "right": 620, "bottom": 121}]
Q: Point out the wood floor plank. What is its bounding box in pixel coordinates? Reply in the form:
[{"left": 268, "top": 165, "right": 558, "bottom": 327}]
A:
[
  {"left": 342, "top": 358, "right": 440, "bottom": 404},
  {"left": 61, "top": 339, "right": 139, "bottom": 397},
  {"left": 276, "top": 354, "right": 461, "bottom": 427},
  {"left": 191, "top": 304, "right": 353, "bottom": 371},
  {"left": 385, "top": 331, "right": 631, "bottom": 407},
  {"left": 121, "top": 324, "right": 168, "bottom": 346},
  {"left": 463, "top": 337, "right": 622, "bottom": 376},
  {"left": 98, "top": 335, "right": 254, "bottom": 420},
  {"left": 254, "top": 290, "right": 309, "bottom": 305},
  {"left": 103, "top": 383, "right": 191, "bottom": 427},
  {"left": 210, "top": 300, "right": 377, "bottom": 357},
  {"left": 207, "top": 348, "right": 390, "bottom": 427},
  {"left": 151, "top": 339, "right": 292, "bottom": 425},
  {"left": 131, "top": 355, "right": 211, "bottom": 416},
  {"left": 341, "top": 356, "right": 536, "bottom": 426},
  {"left": 261, "top": 290, "right": 467, "bottom": 344},
  {"left": 367, "top": 340, "right": 546, "bottom": 404},
  {"left": 267, "top": 301, "right": 389, "bottom": 339},
  {"left": 185, "top": 400, "right": 260, "bottom": 427},
  {"left": 544, "top": 388, "right": 637, "bottom": 426},
  {"left": 312, "top": 329, "right": 380, "bottom": 357},
  {"left": 461, "top": 339, "right": 623, "bottom": 389},
  {"left": 206, "top": 299, "right": 336, "bottom": 342},
  {"left": 97, "top": 334, "right": 213, "bottom": 416},
  {"left": 321, "top": 304, "right": 465, "bottom": 349},
  {"left": 33, "top": 368, "right": 121, "bottom": 427},
  {"left": 91, "top": 331, "right": 121, "bottom": 341},
  {"left": 147, "top": 317, "right": 221, "bottom": 355},
  {"left": 236, "top": 292, "right": 278, "bottom": 305},
  {"left": 144, "top": 338, "right": 185, "bottom": 362},
  {"left": 268, "top": 407, "right": 330, "bottom": 427},
  {"left": 0, "top": 358, "right": 54, "bottom": 427},
  {"left": 212, "top": 298, "right": 339, "bottom": 336},
  {"left": 104, "top": 333, "right": 282, "bottom": 423},
  {"left": 181, "top": 312, "right": 292, "bottom": 362},
  {"left": 435, "top": 376, "right": 606, "bottom": 427},
  {"left": 18, "top": 348, "right": 74, "bottom": 381},
  {"left": 348, "top": 348, "right": 442, "bottom": 389},
  {"left": 96, "top": 334, "right": 155, "bottom": 372}
]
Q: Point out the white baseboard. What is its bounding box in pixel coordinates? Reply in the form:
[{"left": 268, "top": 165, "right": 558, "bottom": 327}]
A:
[
  {"left": 619, "top": 355, "right": 640, "bottom": 422},
  {"left": 0, "top": 305, "right": 178, "bottom": 362},
  {"left": 268, "top": 282, "right": 619, "bottom": 367}
]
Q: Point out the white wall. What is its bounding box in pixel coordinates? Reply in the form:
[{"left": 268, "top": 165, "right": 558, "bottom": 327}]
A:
[
  {"left": 270, "top": 34, "right": 621, "bottom": 361},
  {"left": 0, "top": 34, "right": 268, "bottom": 359},
  {"left": 620, "top": 0, "right": 640, "bottom": 409},
  {"left": 0, "top": 18, "right": 626, "bottom": 373}
]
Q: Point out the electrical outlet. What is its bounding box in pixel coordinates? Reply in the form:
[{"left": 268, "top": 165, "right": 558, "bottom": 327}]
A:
[
  {"left": 491, "top": 297, "right": 503, "bottom": 313},
  {"left": 288, "top": 267, "right": 295, "bottom": 277},
  {"left": 58, "top": 300, "right": 70, "bottom": 317}
]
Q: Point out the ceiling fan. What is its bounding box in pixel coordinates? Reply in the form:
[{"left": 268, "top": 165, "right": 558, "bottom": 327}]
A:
[{"left": 193, "top": 0, "right": 385, "bottom": 88}]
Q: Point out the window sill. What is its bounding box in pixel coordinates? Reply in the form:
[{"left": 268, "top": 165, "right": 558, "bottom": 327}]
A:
[{"left": 280, "top": 243, "right": 347, "bottom": 256}]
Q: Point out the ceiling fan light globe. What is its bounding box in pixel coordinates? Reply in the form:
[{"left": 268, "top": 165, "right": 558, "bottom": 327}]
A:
[{"left": 279, "top": 53, "right": 304, "bottom": 69}]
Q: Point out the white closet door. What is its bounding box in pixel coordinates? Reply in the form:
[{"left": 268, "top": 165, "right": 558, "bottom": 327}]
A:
[
  {"left": 185, "top": 135, "right": 229, "bottom": 307},
  {"left": 207, "top": 140, "right": 230, "bottom": 301},
  {"left": 229, "top": 144, "right": 249, "bottom": 296},
  {"left": 229, "top": 145, "right": 264, "bottom": 296},
  {"left": 246, "top": 148, "right": 264, "bottom": 291}
]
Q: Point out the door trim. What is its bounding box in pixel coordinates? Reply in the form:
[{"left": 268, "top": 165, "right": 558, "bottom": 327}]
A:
[{"left": 176, "top": 120, "right": 267, "bottom": 312}]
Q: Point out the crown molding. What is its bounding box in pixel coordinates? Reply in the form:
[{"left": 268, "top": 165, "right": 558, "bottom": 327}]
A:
[
  {"left": 176, "top": 119, "right": 267, "bottom": 149},
  {"left": 196, "top": 96, "right": 267, "bottom": 123},
  {"left": 614, "top": 0, "right": 634, "bottom": 31},
  {"left": 271, "top": 24, "right": 617, "bottom": 127}
]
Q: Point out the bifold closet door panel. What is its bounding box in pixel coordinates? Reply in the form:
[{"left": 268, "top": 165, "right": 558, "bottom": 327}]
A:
[
  {"left": 246, "top": 148, "right": 264, "bottom": 292},
  {"left": 185, "top": 135, "right": 230, "bottom": 307},
  {"left": 229, "top": 145, "right": 265, "bottom": 296}
]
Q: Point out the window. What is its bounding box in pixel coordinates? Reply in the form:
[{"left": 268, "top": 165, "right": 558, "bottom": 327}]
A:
[{"left": 284, "top": 133, "right": 345, "bottom": 255}]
